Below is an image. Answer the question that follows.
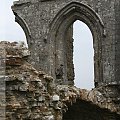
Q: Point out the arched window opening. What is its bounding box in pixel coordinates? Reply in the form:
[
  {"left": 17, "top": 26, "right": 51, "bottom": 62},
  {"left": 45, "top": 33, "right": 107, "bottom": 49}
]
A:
[{"left": 73, "top": 20, "right": 94, "bottom": 90}]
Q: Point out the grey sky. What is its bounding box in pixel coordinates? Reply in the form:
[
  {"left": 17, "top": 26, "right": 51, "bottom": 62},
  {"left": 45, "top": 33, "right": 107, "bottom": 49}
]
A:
[
  {"left": 0, "top": 0, "right": 26, "bottom": 42},
  {"left": 73, "top": 21, "right": 94, "bottom": 89},
  {"left": 1, "top": 0, "right": 94, "bottom": 90}
]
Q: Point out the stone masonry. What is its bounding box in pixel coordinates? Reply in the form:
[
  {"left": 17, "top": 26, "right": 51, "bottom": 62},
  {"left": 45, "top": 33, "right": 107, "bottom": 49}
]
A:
[
  {"left": 0, "top": 0, "right": 120, "bottom": 119},
  {"left": 0, "top": 41, "right": 120, "bottom": 119}
]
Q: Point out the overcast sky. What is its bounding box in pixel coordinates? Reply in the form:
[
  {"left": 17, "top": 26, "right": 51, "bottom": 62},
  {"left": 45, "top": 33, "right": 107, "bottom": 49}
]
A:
[
  {"left": 1, "top": 0, "right": 94, "bottom": 90},
  {"left": 73, "top": 21, "right": 94, "bottom": 89},
  {"left": 0, "top": 0, "right": 26, "bottom": 42}
]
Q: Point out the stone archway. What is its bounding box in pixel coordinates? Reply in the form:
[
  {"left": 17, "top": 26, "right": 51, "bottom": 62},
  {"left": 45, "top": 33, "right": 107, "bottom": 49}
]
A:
[
  {"left": 12, "top": 11, "right": 31, "bottom": 47},
  {"left": 50, "top": 2, "right": 104, "bottom": 86}
]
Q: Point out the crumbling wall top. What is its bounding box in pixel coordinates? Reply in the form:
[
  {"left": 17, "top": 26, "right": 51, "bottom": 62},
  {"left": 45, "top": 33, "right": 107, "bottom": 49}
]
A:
[{"left": 1, "top": 41, "right": 119, "bottom": 119}]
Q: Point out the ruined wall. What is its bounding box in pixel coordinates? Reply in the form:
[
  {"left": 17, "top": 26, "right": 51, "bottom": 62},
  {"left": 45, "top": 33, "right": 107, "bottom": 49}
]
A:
[
  {"left": 3, "top": 42, "right": 56, "bottom": 120},
  {"left": 1, "top": 42, "right": 120, "bottom": 120},
  {"left": 11, "top": 0, "right": 119, "bottom": 86},
  {"left": 0, "top": 43, "right": 6, "bottom": 120},
  {"left": 65, "top": 26, "right": 74, "bottom": 85},
  {"left": 8, "top": 0, "right": 120, "bottom": 119},
  {"left": 0, "top": 0, "right": 119, "bottom": 119}
]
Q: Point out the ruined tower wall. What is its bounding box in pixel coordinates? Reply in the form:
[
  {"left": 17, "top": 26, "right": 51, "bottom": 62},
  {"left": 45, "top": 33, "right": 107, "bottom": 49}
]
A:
[
  {"left": 12, "top": 0, "right": 119, "bottom": 86},
  {"left": 114, "top": 1, "right": 120, "bottom": 83}
]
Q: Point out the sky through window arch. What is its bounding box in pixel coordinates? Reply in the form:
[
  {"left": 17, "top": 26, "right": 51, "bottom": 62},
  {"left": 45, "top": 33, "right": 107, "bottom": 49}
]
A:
[{"left": 73, "top": 20, "right": 94, "bottom": 90}]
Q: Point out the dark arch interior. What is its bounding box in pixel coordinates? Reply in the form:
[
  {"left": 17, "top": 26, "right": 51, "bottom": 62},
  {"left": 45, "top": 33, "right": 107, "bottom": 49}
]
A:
[{"left": 62, "top": 99, "right": 120, "bottom": 120}]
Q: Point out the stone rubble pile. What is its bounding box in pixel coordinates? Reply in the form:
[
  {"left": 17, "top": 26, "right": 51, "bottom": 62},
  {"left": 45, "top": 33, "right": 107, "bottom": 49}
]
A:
[
  {"left": 0, "top": 41, "right": 120, "bottom": 120},
  {"left": 57, "top": 85, "right": 120, "bottom": 114},
  {"left": 0, "top": 41, "right": 55, "bottom": 120}
]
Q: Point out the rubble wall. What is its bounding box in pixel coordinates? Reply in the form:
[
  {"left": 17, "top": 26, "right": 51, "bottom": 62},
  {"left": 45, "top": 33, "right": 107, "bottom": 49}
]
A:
[{"left": 0, "top": 42, "right": 119, "bottom": 120}]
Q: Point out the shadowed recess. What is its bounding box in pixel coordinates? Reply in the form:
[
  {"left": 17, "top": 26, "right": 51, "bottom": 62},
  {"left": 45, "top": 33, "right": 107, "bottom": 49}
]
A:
[{"left": 63, "top": 99, "right": 120, "bottom": 120}]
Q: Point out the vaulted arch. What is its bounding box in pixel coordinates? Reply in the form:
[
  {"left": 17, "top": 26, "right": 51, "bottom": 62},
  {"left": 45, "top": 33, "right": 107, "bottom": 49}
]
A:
[
  {"left": 13, "top": 11, "right": 31, "bottom": 47},
  {"left": 50, "top": 2, "right": 104, "bottom": 31},
  {"left": 49, "top": 2, "right": 104, "bottom": 86}
]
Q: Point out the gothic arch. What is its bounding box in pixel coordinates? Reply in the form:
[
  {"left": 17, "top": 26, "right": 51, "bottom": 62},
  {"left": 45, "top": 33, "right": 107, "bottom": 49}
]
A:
[
  {"left": 49, "top": 2, "right": 104, "bottom": 86},
  {"left": 50, "top": 2, "right": 104, "bottom": 31},
  {"left": 13, "top": 11, "right": 31, "bottom": 46}
]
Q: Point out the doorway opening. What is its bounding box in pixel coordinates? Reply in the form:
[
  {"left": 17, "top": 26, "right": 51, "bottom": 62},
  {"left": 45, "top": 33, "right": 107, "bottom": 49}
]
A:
[{"left": 73, "top": 20, "right": 94, "bottom": 90}]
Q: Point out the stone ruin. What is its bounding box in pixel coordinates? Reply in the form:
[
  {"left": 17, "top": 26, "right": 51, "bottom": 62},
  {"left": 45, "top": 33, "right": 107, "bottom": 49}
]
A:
[
  {"left": 0, "top": 0, "right": 120, "bottom": 119},
  {"left": 0, "top": 41, "right": 120, "bottom": 120}
]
